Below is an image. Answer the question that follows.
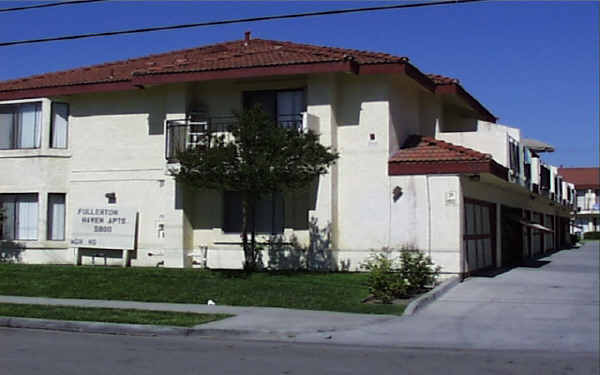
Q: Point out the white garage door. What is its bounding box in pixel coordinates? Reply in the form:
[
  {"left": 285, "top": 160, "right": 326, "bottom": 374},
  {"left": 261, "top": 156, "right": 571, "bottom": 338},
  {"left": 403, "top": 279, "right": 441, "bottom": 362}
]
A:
[{"left": 464, "top": 199, "right": 496, "bottom": 274}]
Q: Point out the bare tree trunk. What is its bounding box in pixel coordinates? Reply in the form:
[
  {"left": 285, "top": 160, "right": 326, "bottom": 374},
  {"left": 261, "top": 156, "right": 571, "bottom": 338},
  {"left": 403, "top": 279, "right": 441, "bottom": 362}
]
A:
[
  {"left": 241, "top": 192, "right": 258, "bottom": 272},
  {"left": 241, "top": 192, "right": 251, "bottom": 271},
  {"left": 250, "top": 196, "right": 257, "bottom": 270}
]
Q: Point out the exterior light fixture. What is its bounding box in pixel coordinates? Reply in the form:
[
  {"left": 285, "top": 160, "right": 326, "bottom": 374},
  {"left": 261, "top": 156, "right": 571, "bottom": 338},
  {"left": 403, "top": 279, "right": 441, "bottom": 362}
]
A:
[
  {"left": 105, "top": 192, "right": 116, "bottom": 204},
  {"left": 392, "top": 186, "right": 403, "bottom": 202}
]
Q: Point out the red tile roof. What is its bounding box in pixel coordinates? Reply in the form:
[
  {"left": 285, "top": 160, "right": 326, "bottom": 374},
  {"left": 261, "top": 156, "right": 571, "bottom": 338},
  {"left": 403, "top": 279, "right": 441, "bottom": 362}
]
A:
[
  {"left": 427, "top": 74, "right": 460, "bottom": 85},
  {"left": 388, "top": 135, "right": 507, "bottom": 179},
  {"left": 558, "top": 167, "right": 600, "bottom": 189},
  {"left": 0, "top": 37, "right": 496, "bottom": 122},
  {"left": 389, "top": 135, "right": 492, "bottom": 163},
  {"left": 0, "top": 38, "right": 407, "bottom": 92}
]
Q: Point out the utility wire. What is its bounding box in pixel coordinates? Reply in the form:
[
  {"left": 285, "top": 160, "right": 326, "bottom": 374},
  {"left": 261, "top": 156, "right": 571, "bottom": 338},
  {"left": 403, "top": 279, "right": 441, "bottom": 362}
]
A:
[
  {"left": 0, "top": 0, "right": 486, "bottom": 47},
  {"left": 0, "top": 0, "right": 107, "bottom": 13}
]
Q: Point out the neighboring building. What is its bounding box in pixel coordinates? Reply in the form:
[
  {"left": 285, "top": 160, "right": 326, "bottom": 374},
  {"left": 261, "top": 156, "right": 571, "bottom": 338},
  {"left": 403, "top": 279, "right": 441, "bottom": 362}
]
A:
[
  {"left": 558, "top": 167, "right": 600, "bottom": 234},
  {"left": 0, "top": 34, "right": 576, "bottom": 276}
]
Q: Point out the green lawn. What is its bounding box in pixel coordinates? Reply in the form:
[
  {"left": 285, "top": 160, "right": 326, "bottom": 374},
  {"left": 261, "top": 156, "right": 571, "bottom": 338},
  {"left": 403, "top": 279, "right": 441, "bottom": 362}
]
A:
[
  {"left": 0, "top": 264, "right": 405, "bottom": 315},
  {"left": 0, "top": 303, "right": 229, "bottom": 327}
]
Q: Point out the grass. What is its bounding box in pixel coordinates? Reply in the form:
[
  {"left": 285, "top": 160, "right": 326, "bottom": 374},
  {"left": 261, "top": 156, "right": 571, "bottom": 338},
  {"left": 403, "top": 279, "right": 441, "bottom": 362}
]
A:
[
  {"left": 0, "top": 264, "right": 406, "bottom": 315},
  {"left": 0, "top": 303, "right": 230, "bottom": 327}
]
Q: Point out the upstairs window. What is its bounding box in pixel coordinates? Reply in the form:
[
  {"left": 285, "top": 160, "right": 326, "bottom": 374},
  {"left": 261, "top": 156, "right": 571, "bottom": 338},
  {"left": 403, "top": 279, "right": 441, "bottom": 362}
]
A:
[
  {"left": 50, "top": 103, "right": 69, "bottom": 148},
  {"left": 243, "top": 89, "right": 305, "bottom": 130},
  {"left": 0, "top": 193, "right": 38, "bottom": 241},
  {"left": 540, "top": 165, "right": 551, "bottom": 191},
  {"left": 0, "top": 102, "right": 42, "bottom": 149},
  {"left": 508, "top": 137, "right": 520, "bottom": 176}
]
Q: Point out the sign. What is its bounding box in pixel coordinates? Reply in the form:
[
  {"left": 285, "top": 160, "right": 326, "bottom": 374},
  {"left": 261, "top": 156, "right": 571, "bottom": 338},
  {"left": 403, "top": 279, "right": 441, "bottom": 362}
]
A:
[{"left": 71, "top": 207, "right": 137, "bottom": 249}]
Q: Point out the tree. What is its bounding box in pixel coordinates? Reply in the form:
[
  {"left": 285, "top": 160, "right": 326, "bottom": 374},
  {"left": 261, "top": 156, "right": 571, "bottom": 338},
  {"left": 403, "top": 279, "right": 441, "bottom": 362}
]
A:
[{"left": 172, "top": 106, "right": 339, "bottom": 271}]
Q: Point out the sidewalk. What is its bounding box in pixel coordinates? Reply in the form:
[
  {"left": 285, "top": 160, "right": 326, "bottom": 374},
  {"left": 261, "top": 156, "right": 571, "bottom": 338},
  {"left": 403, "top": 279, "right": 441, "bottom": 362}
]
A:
[
  {"left": 0, "top": 295, "right": 397, "bottom": 339},
  {"left": 293, "top": 242, "right": 599, "bottom": 352}
]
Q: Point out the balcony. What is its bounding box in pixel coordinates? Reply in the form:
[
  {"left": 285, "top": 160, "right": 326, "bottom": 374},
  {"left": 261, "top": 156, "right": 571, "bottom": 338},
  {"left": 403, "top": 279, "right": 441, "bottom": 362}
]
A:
[{"left": 165, "top": 113, "right": 318, "bottom": 162}]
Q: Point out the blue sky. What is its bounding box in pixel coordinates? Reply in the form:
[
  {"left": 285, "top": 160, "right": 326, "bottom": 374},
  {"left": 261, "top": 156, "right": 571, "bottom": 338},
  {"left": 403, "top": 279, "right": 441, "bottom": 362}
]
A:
[{"left": 0, "top": 1, "right": 597, "bottom": 167}]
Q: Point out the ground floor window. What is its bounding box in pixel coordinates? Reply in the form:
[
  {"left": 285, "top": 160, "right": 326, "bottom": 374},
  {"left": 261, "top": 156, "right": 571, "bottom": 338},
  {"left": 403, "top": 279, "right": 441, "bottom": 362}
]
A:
[
  {"left": 223, "top": 191, "right": 284, "bottom": 234},
  {"left": 47, "top": 193, "right": 66, "bottom": 240},
  {"left": 0, "top": 193, "right": 38, "bottom": 240}
]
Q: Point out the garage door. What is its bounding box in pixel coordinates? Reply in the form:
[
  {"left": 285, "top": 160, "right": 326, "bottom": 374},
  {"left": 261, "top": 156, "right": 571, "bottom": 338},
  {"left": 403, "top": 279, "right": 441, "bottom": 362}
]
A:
[
  {"left": 531, "top": 212, "right": 543, "bottom": 256},
  {"left": 463, "top": 198, "right": 496, "bottom": 274}
]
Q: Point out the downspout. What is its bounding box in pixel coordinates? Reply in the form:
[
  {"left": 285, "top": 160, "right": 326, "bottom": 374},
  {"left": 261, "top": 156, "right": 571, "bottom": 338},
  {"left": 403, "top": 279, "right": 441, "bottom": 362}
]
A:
[{"left": 426, "top": 175, "right": 432, "bottom": 257}]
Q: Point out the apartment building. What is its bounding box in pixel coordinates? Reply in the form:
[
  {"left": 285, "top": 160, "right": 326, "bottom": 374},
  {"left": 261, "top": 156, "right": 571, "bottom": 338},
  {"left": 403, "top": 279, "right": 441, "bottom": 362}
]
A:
[
  {"left": 558, "top": 167, "right": 599, "bottom": 235},
  {"left": 0, "top": 35, "right": 575, "bottom": 276}
]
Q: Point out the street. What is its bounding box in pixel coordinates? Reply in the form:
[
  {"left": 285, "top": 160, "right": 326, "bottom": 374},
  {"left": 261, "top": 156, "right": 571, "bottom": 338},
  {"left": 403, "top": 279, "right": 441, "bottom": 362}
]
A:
[{"left": 0, "top": 328, "right": 597, "bottom": 375}]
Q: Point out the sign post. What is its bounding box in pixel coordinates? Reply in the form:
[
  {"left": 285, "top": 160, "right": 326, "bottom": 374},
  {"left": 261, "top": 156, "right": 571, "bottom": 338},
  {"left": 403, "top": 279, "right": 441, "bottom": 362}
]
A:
[{"left": 71, "top": 207, "right": 137, "bottom": 266}]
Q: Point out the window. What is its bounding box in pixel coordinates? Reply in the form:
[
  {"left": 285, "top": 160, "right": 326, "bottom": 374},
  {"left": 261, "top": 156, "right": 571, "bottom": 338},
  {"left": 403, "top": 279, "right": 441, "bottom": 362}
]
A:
[
  {"left": 47, "top": 194, "right": 66, "bottom": 240},
  {"left": 223, "top": 192, "right": 284, "bottom": 234},
  {"left": 50, "top": 103, "right": 69, "bottom": 148},
  {"left": 0, "top": 194, "right": 38, "bottom": 240},
  {"left": 540, "top": 165, "right": 551, "bottom": 191},
  {"left": 243, "top": 89, "right": 305, "bottom": 130},
  {"left": 508, "top": 137, "right": 520, "bottom": 176},
  {"left": 0, "top": 102, "right": 42, "bottom": 149}
]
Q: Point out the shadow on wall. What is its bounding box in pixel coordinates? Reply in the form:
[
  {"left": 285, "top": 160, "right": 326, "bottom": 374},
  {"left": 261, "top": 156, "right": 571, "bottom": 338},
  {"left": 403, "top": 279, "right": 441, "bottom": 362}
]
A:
[
  {"left": 266, "top": 218, "right": 351, "bottom": 271},
  {"left": 0, "top": 241, "right": 25, "bottom": 264}
]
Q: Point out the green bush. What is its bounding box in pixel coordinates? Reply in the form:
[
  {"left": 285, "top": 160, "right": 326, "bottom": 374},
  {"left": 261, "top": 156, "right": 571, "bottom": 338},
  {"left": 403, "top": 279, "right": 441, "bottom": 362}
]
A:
[
  {"left": 361, "top": 248, "right": 441, "bottom": 303},
  {"left": 360, "top": 250, "right": 407, "bottom": 304},
  {"left": 569, "top": 234, "right": 580, "bottom": 244},
  {"left": 583, "top": 231, "right": 600, "bottom": 240},
  {"left": 400, "top": 249, "right": 441, "bottom": 293}
]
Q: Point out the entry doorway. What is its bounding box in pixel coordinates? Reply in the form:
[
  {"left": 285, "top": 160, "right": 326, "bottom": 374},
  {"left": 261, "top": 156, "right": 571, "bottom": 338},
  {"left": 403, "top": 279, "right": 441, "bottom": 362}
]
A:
[{"left": 500, "top": 205, "right": 523, "bottom": 267}]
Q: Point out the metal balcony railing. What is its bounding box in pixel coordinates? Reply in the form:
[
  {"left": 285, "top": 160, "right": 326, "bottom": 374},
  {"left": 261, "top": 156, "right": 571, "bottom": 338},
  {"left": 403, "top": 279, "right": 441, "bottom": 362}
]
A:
[{"left": 166, "top": 114, "right": 304, "bottom": 162}]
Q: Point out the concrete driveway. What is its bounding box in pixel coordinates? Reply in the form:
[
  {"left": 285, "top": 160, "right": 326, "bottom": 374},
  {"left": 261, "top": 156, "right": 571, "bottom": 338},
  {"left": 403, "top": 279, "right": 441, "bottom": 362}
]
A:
[{"left": 298, "top": 241, "right": 599, "bottom": 353}]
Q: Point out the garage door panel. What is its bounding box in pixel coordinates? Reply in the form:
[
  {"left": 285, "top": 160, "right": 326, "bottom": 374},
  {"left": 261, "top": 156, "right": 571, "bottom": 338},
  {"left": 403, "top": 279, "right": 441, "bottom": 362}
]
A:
[{"left": 464, "top": 198, "right": 496, "bottom": 274}]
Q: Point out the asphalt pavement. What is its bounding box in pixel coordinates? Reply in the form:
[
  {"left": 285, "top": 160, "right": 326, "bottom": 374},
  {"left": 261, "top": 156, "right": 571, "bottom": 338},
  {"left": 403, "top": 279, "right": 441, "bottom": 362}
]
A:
[
  {"left": 0, "top": 242, "right": 598, "bottom": 354},
  {"left": 1, "top": 328, "right": 597, "bottom": 375}
]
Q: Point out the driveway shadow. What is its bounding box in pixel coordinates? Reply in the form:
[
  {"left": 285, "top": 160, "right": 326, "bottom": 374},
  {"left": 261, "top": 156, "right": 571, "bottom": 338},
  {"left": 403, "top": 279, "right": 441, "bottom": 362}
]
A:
[{"left": 470, "top": 259, "right": 551, "bottom": 278}]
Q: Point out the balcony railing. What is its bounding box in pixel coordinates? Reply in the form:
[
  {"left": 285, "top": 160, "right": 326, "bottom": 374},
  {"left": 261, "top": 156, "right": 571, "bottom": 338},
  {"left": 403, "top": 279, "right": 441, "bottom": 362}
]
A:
[{"left": 166, "top": 114, "right": 304, "bottom": 162}]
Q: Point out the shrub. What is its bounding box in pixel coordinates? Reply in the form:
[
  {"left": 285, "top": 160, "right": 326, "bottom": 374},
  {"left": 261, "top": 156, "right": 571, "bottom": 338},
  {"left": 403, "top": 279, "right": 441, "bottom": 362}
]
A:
[
  {"left": 583, "top": 231, "right": 600, "bottom": 240},
  {"left": 569, "top": 234, "right": 580, "bottom": 244},
  {"left": 399, "top": 249, "right": 441, "bottom": 292},
  {"left": 361, "top": 247, "right": 441, "bottom": 303},
  {"left": 361, "top": 250, "right": 407, "bottom": 304}
]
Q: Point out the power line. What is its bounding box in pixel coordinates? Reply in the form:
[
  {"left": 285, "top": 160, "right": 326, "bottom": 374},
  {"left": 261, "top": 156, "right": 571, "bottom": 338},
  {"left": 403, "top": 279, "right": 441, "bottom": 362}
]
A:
[
  {"left": 0, "top": 0, "right": 107, "bottom": 13},
  {"left": 0, "top": 0, "right": 487, "bottom": 47}
]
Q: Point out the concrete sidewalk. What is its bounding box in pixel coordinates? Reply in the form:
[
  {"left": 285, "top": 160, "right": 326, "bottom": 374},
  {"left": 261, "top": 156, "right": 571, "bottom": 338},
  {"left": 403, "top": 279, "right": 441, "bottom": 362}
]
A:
[
  {"left": 294, "top": 242, "right": 599, "bottom": 352},
  {"left": 0, "top": 294, "right": 397, "bottom": 339}
]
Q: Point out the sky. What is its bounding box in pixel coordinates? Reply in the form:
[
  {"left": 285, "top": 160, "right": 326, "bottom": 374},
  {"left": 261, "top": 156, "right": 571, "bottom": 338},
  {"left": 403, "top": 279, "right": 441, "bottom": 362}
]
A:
[{"left": 0, "top": 0, "right": 598, "bottom": 167}]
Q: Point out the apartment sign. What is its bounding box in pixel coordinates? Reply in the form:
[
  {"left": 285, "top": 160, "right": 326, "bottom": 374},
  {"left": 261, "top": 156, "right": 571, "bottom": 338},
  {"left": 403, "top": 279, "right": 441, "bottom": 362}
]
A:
[{"left": 71, "top": 207, "right": 137, "bottom": 249}]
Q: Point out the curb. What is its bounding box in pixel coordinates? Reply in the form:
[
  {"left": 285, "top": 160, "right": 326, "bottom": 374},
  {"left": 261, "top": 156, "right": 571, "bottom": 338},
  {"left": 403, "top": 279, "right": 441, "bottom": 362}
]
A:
[
  {"left": 403, "top": 276, "right": 460, "bottom": 316},
  {"left": 0, "top": 316, "right": 252, "bottom": 338}
]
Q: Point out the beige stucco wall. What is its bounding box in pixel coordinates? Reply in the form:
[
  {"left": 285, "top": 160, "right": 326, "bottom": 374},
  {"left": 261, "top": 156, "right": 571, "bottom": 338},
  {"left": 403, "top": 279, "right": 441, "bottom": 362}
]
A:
[
  {"left": 437, "top": 121, "right": 521, "bottom": 168},
  {"left": 2, "top": 71, "right": 570, "bottom": 274},
  {"left": 388, "top": 174, "right": 463, "bottom": 274}
]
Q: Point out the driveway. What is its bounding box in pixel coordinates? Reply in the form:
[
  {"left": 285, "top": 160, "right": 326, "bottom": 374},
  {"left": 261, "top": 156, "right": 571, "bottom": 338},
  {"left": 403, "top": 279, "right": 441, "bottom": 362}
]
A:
[{"left": 297, "top": 242, "right": 599, "bottom": 353}]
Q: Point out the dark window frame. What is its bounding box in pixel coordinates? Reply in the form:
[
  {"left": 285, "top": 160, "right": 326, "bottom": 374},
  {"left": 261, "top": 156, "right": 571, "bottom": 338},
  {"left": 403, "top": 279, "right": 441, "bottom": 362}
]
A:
[
  {"left": 0, "top": 102, "right": 42, "bottom": 150},
  {"left": 0, "top": 193, "right": 39, "bottom": 241},
  {"left": 47, "top": 193, "right": 66, "bottom": 241},
  {"left": 50, "top": 102, "right": 69, "bottom": 149}
]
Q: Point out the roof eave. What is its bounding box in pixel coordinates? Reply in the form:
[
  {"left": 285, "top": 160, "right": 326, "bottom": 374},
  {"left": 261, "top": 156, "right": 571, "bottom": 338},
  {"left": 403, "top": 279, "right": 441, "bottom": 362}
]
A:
[
  {"left": 0, "top": 81, "right": 136, "bottom": 101},
  {"left": 436, "top": 83, "right": 497, "bottom": 123},
  {"left": 388, "top": 159, "right": 508, "bottom": 180}
]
